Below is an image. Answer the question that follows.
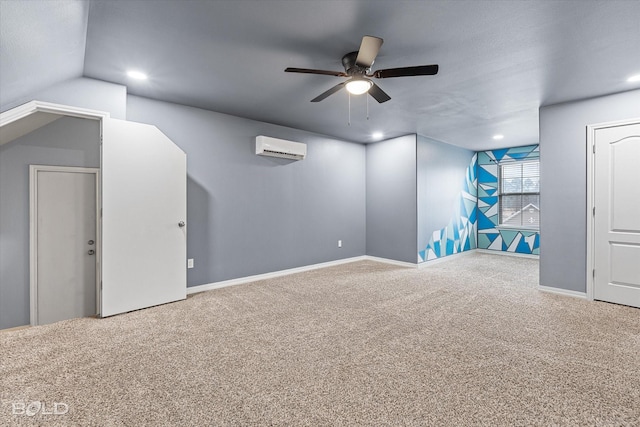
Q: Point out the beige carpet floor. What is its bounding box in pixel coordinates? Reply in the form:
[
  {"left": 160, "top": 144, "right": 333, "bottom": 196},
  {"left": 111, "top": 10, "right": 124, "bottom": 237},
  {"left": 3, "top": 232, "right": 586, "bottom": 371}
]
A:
[{"left": 1, "top": 253, "right": 639, "bottom": 426}]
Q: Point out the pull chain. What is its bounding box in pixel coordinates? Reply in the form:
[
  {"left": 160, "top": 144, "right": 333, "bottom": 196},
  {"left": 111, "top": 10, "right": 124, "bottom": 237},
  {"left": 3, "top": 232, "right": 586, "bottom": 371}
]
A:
[
  {"left": 366, "top": 93, "right": 369, "bottom": 120},
  {"left": 348, "top": 92, "right": 351, "bottom": 126}
]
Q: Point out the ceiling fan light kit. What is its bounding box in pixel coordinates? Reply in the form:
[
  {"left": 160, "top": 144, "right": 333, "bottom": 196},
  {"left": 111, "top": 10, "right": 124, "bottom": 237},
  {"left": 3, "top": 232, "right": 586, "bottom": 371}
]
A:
[
  {"left": 345, "top": 79, "right": 373, "bottom": 95},
  {"left": 285, "top": 35, "right": 438, "bottom": 105}
]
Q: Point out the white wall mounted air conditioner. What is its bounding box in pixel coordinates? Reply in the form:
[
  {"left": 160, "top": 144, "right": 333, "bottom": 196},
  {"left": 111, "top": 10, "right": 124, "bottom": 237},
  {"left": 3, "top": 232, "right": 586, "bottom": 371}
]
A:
[{"left": 255, "top": 135, "right": 306, "bottom": 160}]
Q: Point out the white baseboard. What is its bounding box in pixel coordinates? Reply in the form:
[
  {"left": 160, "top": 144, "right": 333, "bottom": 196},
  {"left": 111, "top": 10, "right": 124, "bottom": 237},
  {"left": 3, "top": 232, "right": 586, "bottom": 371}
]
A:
[
  {"left": 476, "top": 249, "right": 539, "bottom": 259},
  {"left": 538, "top": 285, "right": 587, "bottom": 300},
  {"left": 0, "top": 324, "right": 31, "bottom": 333},
  {"left": 186, "top": 249, "right": 546, "bottom": 296},
  {"left": 418, "top": 249, "right": 477, "bottom": 267},
  {"left": 187, "top": 256, "right": 367, "bottom": 295},
  {"left": 186, "top": 255, "right": 421, "bottom": 295},
  {"left": 363, "top": 255, "right": 417, "bottom": 268}
]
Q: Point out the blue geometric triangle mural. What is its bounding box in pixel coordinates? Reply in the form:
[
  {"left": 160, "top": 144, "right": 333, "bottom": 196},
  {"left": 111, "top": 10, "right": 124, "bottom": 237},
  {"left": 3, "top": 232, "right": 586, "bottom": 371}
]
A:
[
  {"left": 419, "top": 154, "right": 478, "bottom": 262},
  {"left": 477, "top": 209, "right": 496, "bottom": 230},
  {"left": 419, "top": 145, "right": 540, "bottom": 261},
  {"left": 492, "top": 148, "right": 509, "bottom": 162},
  {"left": 477, "top": 165, "right": 497, "bottom": 183},
  {"left": 476, "top": 145, "right": 540, "bottom": 256}
]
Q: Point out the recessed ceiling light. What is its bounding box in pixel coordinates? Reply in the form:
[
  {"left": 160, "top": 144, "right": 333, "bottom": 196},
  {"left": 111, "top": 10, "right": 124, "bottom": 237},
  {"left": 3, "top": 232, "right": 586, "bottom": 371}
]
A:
[
  {"left": 372, "top": 132, "right": 384, "bottom": 140},
  {"left": 627, "top": 74, "right": 640, "bottom": 83},
  {"left": 492, "top": 134, "right": 504, "bottom": 140},
  {"left": 127, "top": 70, "right": 148, "bottom": 80}
]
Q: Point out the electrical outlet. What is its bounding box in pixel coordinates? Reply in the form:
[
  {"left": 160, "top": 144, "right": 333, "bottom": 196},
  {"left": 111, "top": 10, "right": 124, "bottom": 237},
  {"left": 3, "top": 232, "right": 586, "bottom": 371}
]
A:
[
  {"left": 187, "top": 258, "right": 194, "bottom": 269},
  {"left": 338, "top": 240, "right": 342, "bottom": 248}
]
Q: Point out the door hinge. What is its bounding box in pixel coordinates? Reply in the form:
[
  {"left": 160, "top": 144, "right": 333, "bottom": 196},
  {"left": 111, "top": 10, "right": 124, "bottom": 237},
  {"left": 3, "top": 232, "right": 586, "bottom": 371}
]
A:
[
  {"left": 592, "top": 269, "right": 595, "bottom": 279},
  {"left": 593, "top": 206, "right": 595, "bottom": 216},
  {"left": 592, "top": 144, "right": 595, "bottom": 154},
  {"left": 100, "top": 281, "right": 103, "bottom": 290}
]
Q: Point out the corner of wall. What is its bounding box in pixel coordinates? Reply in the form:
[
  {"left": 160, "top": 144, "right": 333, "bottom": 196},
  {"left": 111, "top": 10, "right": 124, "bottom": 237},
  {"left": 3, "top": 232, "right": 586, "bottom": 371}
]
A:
[
  {"left": 365, "top": 134, "right": 418, "bottom": 263},
  {"left": 418, "top": 148, "right": 478, "bottom": 263}
]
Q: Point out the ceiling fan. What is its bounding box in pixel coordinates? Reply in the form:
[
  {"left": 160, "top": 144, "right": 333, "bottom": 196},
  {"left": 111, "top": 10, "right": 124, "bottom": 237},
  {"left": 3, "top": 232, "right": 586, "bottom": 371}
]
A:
[{"left": 285, "top": 35, "right": 438, "bottom": 103}]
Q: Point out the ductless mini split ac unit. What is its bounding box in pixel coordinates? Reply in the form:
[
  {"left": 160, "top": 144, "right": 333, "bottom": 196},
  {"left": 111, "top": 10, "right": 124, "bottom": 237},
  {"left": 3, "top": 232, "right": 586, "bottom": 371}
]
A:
[{"left": 255, "top": 135, "right": 307, "bottom": 160}]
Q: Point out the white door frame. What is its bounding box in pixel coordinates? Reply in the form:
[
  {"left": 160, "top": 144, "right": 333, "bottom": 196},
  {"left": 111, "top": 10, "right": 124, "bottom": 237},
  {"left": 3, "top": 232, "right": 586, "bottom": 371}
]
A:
[
  {"left": 586, "top": 117, "right": 640, "bottom": 301},
  {"left": 0, "top": 100, "right": 109, "bottom": 129},
  {"left": 29, "top": 165, "right": 101, "bottom": 325}
]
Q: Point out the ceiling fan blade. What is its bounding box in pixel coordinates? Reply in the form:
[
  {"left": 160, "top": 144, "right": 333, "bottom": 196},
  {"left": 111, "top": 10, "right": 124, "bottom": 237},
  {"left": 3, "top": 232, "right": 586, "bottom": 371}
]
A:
[
  {"left": 285, "top": 67, "right": 348, "bottom": 77},
  {"left": 355, "top": 35, "right": 383, "bottom": 68},
  {"left": 311, "top": 82, "right": 346, "bottom": 102},
  {"left": 374, "top": 64, "right": 439, "bottom": 78},
  {"left": 368, "top": 83, "right": 391, "bottom": 103}
]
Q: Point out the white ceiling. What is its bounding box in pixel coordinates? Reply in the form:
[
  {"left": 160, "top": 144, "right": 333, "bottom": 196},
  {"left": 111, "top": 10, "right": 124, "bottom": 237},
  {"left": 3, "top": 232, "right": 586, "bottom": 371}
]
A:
[{"left": 1, "top": 0, "right": 639, "bottom": 150}]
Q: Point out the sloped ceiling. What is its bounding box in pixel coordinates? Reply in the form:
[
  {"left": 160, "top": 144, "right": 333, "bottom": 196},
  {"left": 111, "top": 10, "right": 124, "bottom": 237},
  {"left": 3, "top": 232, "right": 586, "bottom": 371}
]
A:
[
  {"left": 0, "top": 0, "right": 88, "bottom": 107},
  {"left": 1, "top": 0, "right": 640, "bottom": 150}
]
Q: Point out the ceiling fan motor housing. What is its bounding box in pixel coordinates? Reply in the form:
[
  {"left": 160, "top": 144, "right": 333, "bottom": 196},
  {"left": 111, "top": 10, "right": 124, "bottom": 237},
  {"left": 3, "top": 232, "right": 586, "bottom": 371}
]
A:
[{"left": 342, "top": 52, "right": 369, "bottom": 76}]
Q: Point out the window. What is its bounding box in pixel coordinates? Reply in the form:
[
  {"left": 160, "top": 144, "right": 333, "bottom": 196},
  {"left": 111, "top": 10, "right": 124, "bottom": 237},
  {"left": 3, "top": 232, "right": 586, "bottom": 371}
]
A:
[{"left": 499, "top": 161, "right": 539, "bottom": 228}]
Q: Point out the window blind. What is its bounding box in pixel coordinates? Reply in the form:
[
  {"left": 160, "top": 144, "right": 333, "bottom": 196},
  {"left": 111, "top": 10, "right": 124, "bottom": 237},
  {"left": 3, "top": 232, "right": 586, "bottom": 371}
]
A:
[{"left": 499, "top": 161, "right": 540, "bottom": 228}]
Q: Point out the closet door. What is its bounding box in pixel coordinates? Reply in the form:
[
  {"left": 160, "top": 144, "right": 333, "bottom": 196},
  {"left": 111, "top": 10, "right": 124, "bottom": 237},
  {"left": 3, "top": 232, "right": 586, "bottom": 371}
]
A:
[
  {"left": 593, "top": 121, "right": 640, "bottom": 308},
  {"left": 101, "top": 118, "right": 187, "bottom": 317}
]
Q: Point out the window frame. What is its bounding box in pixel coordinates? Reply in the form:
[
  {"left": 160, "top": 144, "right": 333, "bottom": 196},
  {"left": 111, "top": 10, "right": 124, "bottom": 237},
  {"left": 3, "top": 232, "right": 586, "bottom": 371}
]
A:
[{"left": 497, "top": 159, "right": 540, "bottom": 230}]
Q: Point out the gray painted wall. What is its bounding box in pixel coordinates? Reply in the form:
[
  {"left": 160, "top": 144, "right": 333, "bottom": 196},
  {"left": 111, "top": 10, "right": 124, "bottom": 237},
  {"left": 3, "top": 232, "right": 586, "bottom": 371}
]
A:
[
  {"left": 417, "top": 135, "right": 475, "bottom": 258},
  {"left": 539, "top": 89, "right": 640, "bottom": 293},
  {"left": 366, "top": 134, "right": 417, "bottom": 263},
  {"left": 1, "top": 77, "right": 127, "bottom": 120},
  {"left": 0, "top": 117, "right": 100, "bottom": 329},
  {"left": 126, "top": 96, "right": 366, "bottom": 286}
]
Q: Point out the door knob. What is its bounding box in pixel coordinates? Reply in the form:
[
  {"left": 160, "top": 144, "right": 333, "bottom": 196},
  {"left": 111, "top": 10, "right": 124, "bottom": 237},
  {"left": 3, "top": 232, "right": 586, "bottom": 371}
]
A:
[
  {"left": 88, "top": 249, "right": 95, "bottom": 255},
  {"left": 178, "top": 221, "right": 186, "bottom": 228}
]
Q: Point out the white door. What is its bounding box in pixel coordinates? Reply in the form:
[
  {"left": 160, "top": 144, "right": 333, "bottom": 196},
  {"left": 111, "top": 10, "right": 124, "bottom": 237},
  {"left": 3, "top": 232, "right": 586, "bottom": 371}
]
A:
[
  {"left": 101, "top": 118, "right": 187, "bottom": 317},
  {"left": 593, "top": 121, "right": 640, "bottom": 308},
  {"left": 31, "top": 166, "right": 99, "bottom": 325}
]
